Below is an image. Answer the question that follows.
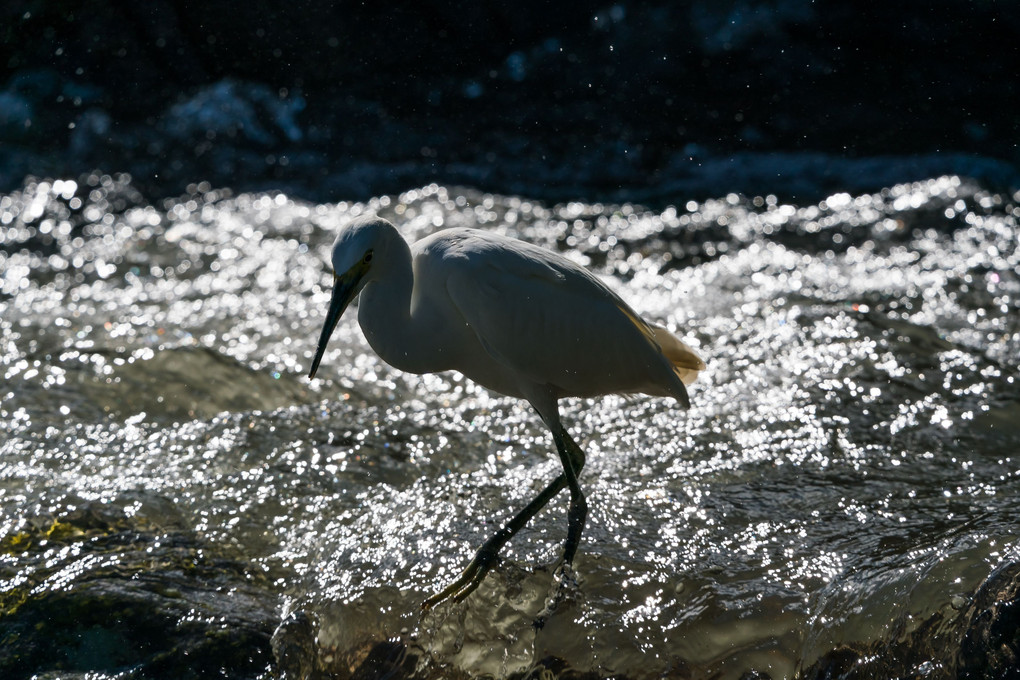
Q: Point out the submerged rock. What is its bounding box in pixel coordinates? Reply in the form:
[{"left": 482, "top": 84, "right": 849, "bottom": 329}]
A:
[
  {"left": 800, "top": 562, "right": 1020, "bottom": 679},
  {"left": 958, "top": 562, "right": 1020, "bottom": 679},
  {"left": 0, "top": 503, "right": 278, "bottom": 680},
  {"left": 272, "top": 611, "right": 320, "bottom": 680}
]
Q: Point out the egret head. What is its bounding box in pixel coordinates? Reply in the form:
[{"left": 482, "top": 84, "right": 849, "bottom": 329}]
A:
[{"left": 308, "top": 216, "right": 394, "bottom": 379}]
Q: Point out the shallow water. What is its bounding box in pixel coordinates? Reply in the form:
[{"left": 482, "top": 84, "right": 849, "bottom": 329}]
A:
[{"left": 1, "top": 175, "right": 1018, "bottom": 679}]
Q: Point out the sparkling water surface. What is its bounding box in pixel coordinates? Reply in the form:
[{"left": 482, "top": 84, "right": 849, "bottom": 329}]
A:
[{"left": 1, "top": 175, "right": 1018, "bottom": 679}]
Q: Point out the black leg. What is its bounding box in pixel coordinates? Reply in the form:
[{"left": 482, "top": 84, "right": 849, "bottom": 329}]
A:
[
  {"left": 421, "top": 425, "right": 588, "bottom": 610},
  {"left": 421, "top": 473, "right": 565, "bottom": 609},
  {"left": 552, "top": 426, "right": 588, "bottom": 566}
]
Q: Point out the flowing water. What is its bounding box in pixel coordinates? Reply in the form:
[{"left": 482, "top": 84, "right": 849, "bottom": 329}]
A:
[{"left": 1, "top": 174, "right": 1018, "bottom": 679}]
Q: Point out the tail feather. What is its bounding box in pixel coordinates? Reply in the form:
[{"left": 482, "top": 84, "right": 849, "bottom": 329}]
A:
[
  {"left": 615, "top": 303, "right": 706, "bottom": 398},
  {"left": 650, "top": 325, "right": 706, "bottom": 386}
]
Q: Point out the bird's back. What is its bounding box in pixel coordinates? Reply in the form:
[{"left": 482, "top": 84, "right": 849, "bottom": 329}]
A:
[{"left": 408, "top": 228, "right": 704, "bottom": 405}]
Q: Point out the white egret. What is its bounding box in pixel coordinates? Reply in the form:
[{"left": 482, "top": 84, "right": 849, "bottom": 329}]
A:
[{"left": 308, "top": 216, "right": 705, "bottom": 609}]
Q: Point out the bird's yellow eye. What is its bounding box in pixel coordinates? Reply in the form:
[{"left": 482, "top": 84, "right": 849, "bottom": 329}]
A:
[{"left": 363, "top": 251, "right": 374, "bottom": 264}]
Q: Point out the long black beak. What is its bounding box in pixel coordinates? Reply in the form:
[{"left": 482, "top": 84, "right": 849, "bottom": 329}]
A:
[{"left": 308, "top": 271, "right": 363, "bottom": 379}]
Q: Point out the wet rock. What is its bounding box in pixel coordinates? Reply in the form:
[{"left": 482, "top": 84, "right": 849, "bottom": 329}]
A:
[
  {"left": 799, "top": 647, "right": 864, "bottom": 680},
  {"left": 957, "top": 562, "right": 1020, "bottom": 679},
  {"left": 0, "top": 90, "right": 32, "bottom": 136},
  {"left": 0, "top": 503, "right": 278, "bottom": 680},
  {"left": 71, "top": 345, "right": 314, "bottom": 421},
  {"left": 162, "top": 79, "right": 305, "bottom": 147},
  {"left": 272, "top": 611, "right": 321, "bottom": 680},
  {"left": 801, "top": 562, "right": 1020, "bottom": 679}
]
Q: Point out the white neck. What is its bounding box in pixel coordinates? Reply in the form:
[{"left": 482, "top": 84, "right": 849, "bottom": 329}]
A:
[{"left": 356, "top": 238, "right": 435, "bottom": 374}]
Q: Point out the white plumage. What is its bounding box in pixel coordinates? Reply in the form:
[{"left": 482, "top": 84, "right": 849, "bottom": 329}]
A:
[{"left": 309, "top": 215, "right": 704, "bottom": 608}]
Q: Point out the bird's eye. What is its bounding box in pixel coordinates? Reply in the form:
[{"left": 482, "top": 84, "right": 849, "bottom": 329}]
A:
[{"left": 363, "top": 251, "right": 374, "bottom": 264}]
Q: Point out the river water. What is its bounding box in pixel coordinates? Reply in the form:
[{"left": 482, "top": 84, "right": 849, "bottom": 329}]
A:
[{"left": 1, "top": 174, "right": 1018, "bottom": 679}]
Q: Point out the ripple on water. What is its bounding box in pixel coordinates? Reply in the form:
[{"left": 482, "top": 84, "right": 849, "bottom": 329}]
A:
[{"left": 1, "top": 175, "right": 1019, "bottom": 678}]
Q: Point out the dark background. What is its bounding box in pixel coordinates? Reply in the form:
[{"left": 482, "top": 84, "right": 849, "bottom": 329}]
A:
[{"left": 2, "top": 0, "right": 1018, "bottom": 203}]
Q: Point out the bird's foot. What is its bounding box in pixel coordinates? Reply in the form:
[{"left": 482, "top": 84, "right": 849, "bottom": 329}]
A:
[
  {"left": 421, "top": 551, "right": 500, "bottom": 611},
  {"left": 551, "top": 560, "right": 580, "bottom": 588},
  {"left": 533, "top": 561, "right": 581, "bottom": 629}
]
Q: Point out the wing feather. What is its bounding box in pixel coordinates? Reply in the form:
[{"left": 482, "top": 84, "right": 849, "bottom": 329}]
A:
[{"left": 427, "top": 229, "right": 701, "bottom": 400}]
